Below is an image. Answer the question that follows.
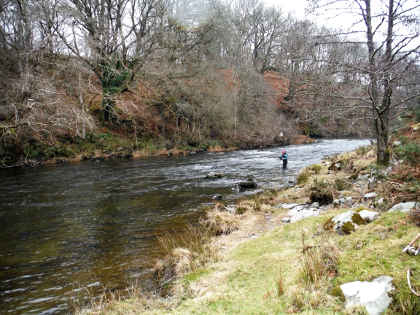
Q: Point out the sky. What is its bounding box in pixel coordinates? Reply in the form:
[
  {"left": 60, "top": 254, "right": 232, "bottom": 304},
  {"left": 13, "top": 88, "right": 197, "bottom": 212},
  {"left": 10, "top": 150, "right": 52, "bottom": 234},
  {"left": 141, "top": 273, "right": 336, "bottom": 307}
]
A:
[{"left": 263, "top": 0, "right": 307, "bottom": 19}]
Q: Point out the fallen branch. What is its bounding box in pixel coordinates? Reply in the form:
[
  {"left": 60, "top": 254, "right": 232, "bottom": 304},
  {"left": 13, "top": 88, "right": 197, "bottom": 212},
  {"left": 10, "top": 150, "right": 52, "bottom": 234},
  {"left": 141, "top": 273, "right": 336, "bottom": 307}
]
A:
[
  {"left": 403, "top": 233, "right": 420, "bottom": 253},
  {"left": 407, "top": 269, "right": 420, "bottom": 297}
]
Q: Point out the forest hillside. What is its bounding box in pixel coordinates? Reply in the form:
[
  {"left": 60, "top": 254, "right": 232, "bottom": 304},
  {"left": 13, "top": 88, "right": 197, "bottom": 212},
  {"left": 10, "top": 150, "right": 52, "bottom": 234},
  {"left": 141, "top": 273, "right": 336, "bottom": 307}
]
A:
[{"left": 1, "top": 0, "right": 418, "bottom": 167}]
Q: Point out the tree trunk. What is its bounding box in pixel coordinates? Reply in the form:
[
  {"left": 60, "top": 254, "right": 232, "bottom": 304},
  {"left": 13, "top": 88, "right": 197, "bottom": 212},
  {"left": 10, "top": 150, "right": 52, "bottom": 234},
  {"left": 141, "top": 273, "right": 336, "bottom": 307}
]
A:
[
  {"left": 375, "top": 114, "right": 390, "bottom": 165},
  {"left": 102, "top": 93, "right": 114, "bottom": 122}
]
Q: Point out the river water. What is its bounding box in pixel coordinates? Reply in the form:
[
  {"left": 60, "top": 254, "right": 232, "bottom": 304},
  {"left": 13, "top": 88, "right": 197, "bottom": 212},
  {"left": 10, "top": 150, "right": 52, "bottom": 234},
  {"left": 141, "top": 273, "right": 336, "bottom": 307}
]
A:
[{"left": 0, "top": 139, "right": 370, "bottom": 314}]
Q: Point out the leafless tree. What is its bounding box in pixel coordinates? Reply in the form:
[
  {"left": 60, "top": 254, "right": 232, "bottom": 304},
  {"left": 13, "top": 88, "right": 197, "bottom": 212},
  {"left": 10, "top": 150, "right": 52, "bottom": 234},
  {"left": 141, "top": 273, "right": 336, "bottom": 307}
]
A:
[{"left": 308, "top": 0, "right": 420, "bottom": 164}]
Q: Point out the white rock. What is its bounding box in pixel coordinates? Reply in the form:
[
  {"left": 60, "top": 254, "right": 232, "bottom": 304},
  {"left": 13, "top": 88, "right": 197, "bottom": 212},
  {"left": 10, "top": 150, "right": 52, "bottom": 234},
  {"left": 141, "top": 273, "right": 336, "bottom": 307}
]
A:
[
  {"left": 332, "top": 211, "right": 355, "bottom": 231},
  {"left": 281, "top": 217, "right": 291, "bottom": 223},
  {"left": 340, "top": 276, "right": 394, "bottom": 315},
  {"left": 376, "top": 198, "right": 384, "bottom": 206},
  {"left": 359, "top": 210, "right": 379, "bottom": 222},
  {"left": 388, "top": 202, "right": 417, "bottom": 213},
  {"left": 291, "top": 205, "right": 305, "bottom": 212},
  {"left": 224, "top": 205, "right": 236, "bottom": 213},
  {"left": 393, "top": 141, "right": 401, "bottom": 146},
  {"left": 279, "top": 203, "right": 298, "bottom": 209},
  {"left": 288, "top": 207, "right": 320, "bottom": 223},
  {"left": 364, "top": 192, "right": 377, "bottom": 199},
  {"left": 343, "top": 197, "right": 353, "bottom": 206}
]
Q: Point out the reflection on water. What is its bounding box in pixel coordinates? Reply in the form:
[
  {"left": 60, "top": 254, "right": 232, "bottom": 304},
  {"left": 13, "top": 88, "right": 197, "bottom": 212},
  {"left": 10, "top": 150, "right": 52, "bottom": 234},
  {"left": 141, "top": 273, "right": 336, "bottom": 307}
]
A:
[{"left": 0, "top": 139, "right": 370, "bottom": 314}]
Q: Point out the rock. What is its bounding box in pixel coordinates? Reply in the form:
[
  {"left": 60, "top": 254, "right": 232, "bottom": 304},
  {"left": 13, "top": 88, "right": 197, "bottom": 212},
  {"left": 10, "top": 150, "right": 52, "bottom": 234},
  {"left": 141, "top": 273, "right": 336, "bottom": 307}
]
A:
[
  {"left": 334, "top": 197, "right": 353, "bottom": 208},
  {"left": 393, "top": 141, "right": 401, "bottom": 146},
  {"left": 238, "top": 180, "right": 258, "bottom": 191},
  {"left": 311, "top": 202, "right": 320, "bottom": 208},
  {"left": 278, "top": 203, "right": 298, "bottom": 209},
  {"left": 364, "top": 192, "right": 377, "bottom": 200},
  {"left": 359, "top": 210, "right": 379, "bottom": 222},
  {"left": 288, "top": 205, "right": 320, "bottom": 223},
  {"left": 291, "top": 205, "right": 305, "bottom": 212},
  {"left": 206, "top": 172, "right": 224, "bottom": 179},
  {"left": 388, "top": 202, "right": 417, "bottom": 213},
  {"left": 340, "top": 276, "right": 394, "bottom": 315},
  {"left": 224, "top": 205, "right": 236, "bottom": 213},
  {"left": 375, "top": 198, "right": 385, "bottom": 207},
  {"left": 344, "top": 197, "right": 353, "bottom": 207},
  {"left": 331, "top": 211, "right": 368, "bottom": 234},
  {"left": 281, "top": 217, "right": 291, "bottom": 223},
  {"left": 212, "top": 194, "right": 223, "bottom": 200}
]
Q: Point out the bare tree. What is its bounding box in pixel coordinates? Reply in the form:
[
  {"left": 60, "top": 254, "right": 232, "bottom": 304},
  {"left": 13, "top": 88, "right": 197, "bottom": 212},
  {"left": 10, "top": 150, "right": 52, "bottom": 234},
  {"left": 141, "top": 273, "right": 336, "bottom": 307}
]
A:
[{"left": 308, "top": 0, "right": 420, "bottom": 164}]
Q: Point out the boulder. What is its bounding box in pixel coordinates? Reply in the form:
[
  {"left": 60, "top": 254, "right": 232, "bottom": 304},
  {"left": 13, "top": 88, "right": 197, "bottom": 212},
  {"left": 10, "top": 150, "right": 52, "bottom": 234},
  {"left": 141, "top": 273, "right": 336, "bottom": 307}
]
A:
[
  {"left": 331, "top": 211, "right": 368, "bottom": 234},
  {"left": 238, "top": 180, "right": 258, "bottom": 191},
  {"left": 288, "top": 205, "right": 320, "bottom": 223},
  {"left": 340, "top": 276, "right": 394, "bottom": 315},
  {"left": 364, "top": 192, "right": 377, "bottom": 200},
  {"left": 388, "top": 202, "right": 417, "bottom": 213},
  {"left": 276, "top": 203, "right": 299, "bottom": 209},
  {"left": 281, "top": 216, "right": 291, "bottom": 223},
  {"left": 358, "top": 210, "right": 379, "bottom": 223},
  {"left": 206, "top": 172, "right": 224, "bottom": 179},
  {"left": 375, "top": 198, "right": 385, "bottom": 208}
]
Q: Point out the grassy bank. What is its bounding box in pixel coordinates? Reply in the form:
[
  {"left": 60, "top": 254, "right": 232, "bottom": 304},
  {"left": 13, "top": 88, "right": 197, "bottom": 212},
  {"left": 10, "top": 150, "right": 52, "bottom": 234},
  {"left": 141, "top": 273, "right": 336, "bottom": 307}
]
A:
[{"left": 76, "top": 125, "right": 419, "bottom": 315}]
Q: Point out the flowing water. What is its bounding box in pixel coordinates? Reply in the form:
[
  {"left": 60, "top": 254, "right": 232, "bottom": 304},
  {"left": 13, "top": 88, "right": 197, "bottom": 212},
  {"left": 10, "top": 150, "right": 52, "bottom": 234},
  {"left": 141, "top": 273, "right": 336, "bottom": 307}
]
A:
[{"left": 0, "top": 139, "right": 370, "bottom": 314}]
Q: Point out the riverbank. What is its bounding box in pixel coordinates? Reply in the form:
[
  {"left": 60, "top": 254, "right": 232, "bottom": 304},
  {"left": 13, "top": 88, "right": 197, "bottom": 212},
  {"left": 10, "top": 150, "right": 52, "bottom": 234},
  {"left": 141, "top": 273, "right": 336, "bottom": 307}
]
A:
[
  {"left": 0, "top": 131, "right": 315, "bottom": 169},
  {"left": 76, "top": 123, "right": 420, "bottom": 314}
]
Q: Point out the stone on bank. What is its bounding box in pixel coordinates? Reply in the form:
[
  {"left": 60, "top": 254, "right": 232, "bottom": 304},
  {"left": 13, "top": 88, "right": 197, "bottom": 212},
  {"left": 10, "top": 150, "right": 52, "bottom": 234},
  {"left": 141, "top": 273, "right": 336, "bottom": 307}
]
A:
[{"left": 340, "top": 276, "right": 394, "bottom": 315}]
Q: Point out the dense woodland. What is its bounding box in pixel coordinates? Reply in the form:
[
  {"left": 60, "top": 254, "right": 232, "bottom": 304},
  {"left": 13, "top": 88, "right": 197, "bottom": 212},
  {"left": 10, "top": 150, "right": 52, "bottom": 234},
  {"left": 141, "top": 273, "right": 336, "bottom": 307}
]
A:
[{"left": 0, "top": 0, "right": 419, "bottom": 166}]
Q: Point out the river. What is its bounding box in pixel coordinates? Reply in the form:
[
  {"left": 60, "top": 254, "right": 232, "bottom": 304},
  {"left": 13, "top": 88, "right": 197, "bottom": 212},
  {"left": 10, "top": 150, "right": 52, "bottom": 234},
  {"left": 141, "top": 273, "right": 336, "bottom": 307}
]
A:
[{"left": 0, "top": 139, "right": 370, "bottom": 314}]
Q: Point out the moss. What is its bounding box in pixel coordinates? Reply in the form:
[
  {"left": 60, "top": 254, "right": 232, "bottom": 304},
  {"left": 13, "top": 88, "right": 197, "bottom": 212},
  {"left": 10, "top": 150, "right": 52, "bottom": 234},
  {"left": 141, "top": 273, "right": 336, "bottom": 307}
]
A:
[
  {"left": 342, "top": 221, "right": 355, "bottom": 234},
  {"left": 236, "top": 206, "right": 247, "bottom": 215},
  {"left": 352, "top": 213, "right": 368, "bottom": 225},
  {"left": 328, "top": 286, "right": 345, "bottom": 302}
]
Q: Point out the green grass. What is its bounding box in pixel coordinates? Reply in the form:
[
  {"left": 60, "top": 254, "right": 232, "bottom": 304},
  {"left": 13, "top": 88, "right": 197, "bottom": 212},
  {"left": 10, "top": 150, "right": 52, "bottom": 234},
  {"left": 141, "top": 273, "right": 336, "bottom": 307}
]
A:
[{"left": 116, "top": 209, "right": 418, "bottom": 315}]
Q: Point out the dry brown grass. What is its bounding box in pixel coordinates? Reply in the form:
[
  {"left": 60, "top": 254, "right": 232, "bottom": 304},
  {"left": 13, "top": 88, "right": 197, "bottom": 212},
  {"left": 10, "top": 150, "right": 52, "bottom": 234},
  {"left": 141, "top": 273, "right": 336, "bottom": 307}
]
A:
[
  {"left": 299, "top": 232, "right": 339, "bottom": 288},
  {"left": 200, "top": 208, "right": 240, "bottom": 235}
]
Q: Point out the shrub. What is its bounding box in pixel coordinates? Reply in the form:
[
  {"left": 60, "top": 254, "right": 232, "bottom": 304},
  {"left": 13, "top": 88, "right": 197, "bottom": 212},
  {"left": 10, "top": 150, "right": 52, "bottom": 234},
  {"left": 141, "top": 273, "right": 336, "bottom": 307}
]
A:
[
  {"left": 395, "top": 142, "right": 420, "bottom": 168},
  {"left": 356, "top": 145, "right": 371, "bottom": 156},
  {"left": 310, "top": 179, "right": 333, "bottom": 205},
  {"left": 200, "top": 208, "right": 240, "bottom": 236},
  {"left": 309, "top": 164, "right": 322, "bottom": 174},
  {"left": 334, "top": 178, "right": 351, "bottom": 191},
  {"left": 297, "top": 169, "right": 311, "bottom": 185}
]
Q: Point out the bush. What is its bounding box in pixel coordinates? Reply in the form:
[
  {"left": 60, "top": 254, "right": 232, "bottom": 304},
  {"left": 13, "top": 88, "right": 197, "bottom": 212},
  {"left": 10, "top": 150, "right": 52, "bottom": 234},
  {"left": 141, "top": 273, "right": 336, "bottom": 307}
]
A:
[
  {"left": 334, "top": 178, "right": 351, "bottom": 191},
  {"left": 309, "top": 164, "right": 322, "bottom": 174},
  {"left": 310, "top": 179, "right": 333, "bottom": 205},
  {"left": 395, "top": 142, "right": 420, "bottom": 167},
  {"left": 200, "top": 208, "right": 240, "bottom": 236},
  {"left": 356, "top": 145, "right": 371, "bottom": 156},
  {"left": 297, "top": 169, "right": 311, "bottom": 185}
]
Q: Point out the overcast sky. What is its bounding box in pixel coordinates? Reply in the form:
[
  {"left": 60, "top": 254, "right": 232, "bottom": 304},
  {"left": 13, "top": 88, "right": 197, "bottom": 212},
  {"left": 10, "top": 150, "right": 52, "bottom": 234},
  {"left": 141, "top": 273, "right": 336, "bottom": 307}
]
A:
[{"left": 263, "top": 0, "right": 307, "bottom": 19}]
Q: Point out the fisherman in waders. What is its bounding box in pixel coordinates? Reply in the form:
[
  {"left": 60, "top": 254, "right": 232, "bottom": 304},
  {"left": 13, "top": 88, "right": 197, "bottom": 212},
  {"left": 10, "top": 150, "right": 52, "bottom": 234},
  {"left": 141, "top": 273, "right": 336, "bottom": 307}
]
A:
[{"left": 280, "top": 150, "right": 288, "bottom": 169}]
